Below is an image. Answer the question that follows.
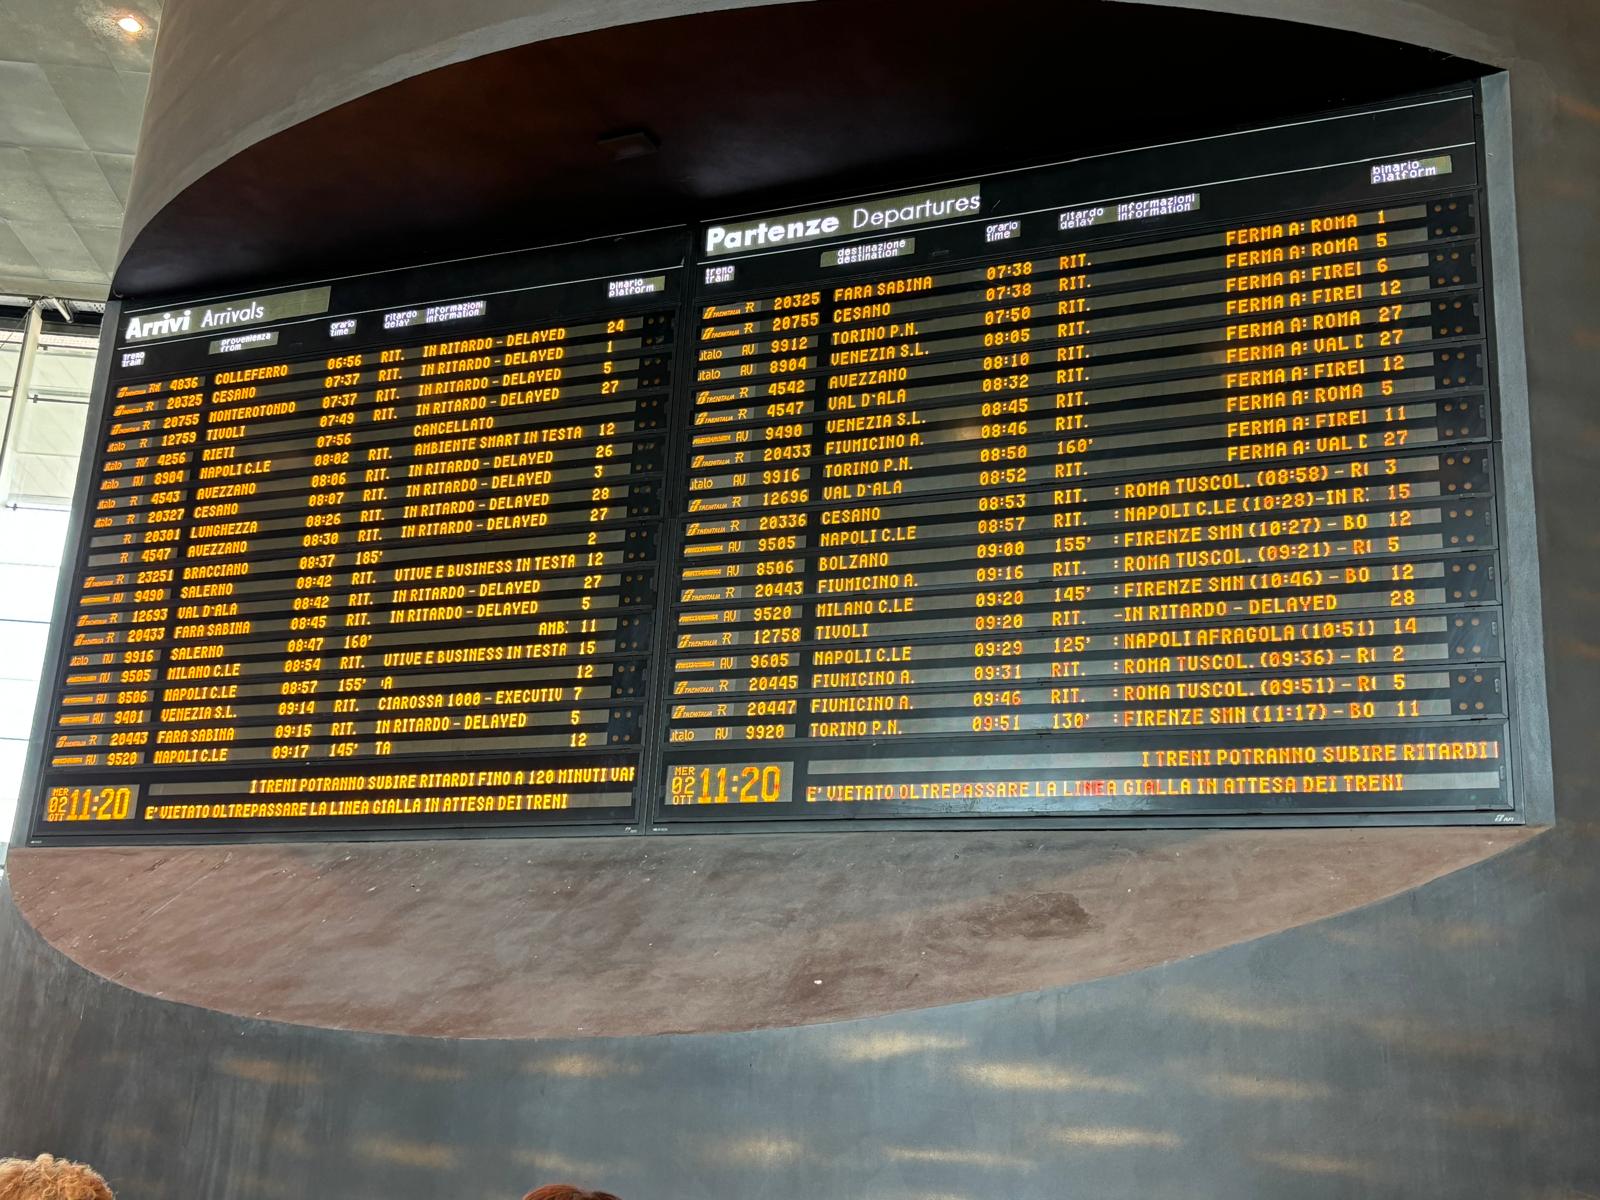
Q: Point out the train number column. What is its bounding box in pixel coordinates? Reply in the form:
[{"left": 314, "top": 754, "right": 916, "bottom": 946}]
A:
[{"left": 50, "top": 376, "right": 200, "bottom": 782}]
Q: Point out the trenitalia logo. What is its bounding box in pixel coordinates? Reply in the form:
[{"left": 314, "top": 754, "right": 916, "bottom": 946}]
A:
[
  {"left": 122, "top": 285, "right": 332, "bottom": 345},
  {"left": 704, "top": 184, "right": 982, "bottom": 257}
]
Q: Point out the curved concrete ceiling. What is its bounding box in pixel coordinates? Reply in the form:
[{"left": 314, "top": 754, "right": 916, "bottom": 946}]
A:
[
  {"left": 0, "top": 0, "right": 162, "bottom": 300},
  {"left": 120, "top": 0, "right": 798, "bottom": 267},
  {"left": 122, "top": 0, "right": 1518, "bottom": 283},
  {"left": 115, "top": 0, "right": 1493, "bottom": 296}
]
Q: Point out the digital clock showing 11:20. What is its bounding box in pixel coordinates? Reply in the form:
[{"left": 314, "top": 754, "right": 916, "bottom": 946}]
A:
[{"left": 46, "top": 784, "right": 137, "bottom": 822}]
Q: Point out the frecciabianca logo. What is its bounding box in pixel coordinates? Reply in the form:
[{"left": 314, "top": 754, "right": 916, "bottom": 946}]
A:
[{"left": 124, "top": 299, "right": 267, "bottom": 343}]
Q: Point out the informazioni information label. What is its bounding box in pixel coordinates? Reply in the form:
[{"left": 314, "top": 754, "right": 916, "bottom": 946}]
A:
[{"left": 659, "top": 89, "right": 1514, "bottom": 823}]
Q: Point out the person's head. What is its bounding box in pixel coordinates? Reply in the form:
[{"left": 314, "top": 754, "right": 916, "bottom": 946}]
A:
[
  {"left": 0, "top": 1155, "right": 113, "bottom": 1200},
  {"left": 522, "top": 1187, "right": 619, "bottom": 1200}
]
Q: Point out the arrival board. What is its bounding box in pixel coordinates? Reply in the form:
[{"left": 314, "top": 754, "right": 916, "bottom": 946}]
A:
[
  {"left": 35, "top": 229, "right": 683, "bottom": 833},
  {"left": 28, "top": 87, "right": 1517, "bottom": 839},
  {"left": 659, "top": 89, "right": 1513, "bottom": 822}
]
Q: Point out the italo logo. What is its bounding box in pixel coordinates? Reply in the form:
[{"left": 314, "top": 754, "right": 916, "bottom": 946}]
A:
[
  {"left": 124, "top": 309, "right": 192, "bottom": 341},
  {"left": 704, "top": 183, "right": 982, "bottom": 256}
]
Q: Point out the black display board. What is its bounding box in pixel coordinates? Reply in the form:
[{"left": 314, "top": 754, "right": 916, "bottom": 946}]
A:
[
  {"left": 657, "top": 88, "right": 1511, "bottom": 827},
  {"left": 33, "top": 230, "right": 684, "bottom": 834},
  {"left": 26, "top": 86, "right": 1520, "bottom": 839}
]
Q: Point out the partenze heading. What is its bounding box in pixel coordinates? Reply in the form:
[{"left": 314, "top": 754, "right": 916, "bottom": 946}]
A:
[{"left": 705, "top": 184, "right": 982, "bottom": 256}]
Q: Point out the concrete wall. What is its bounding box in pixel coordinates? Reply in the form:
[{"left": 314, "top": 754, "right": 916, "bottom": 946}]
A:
[
  {"left": 3, "top": 826, "right": 1596, "bottom": 1198},
  {"left": 5, "top": 0, "right": 1599, "bottom": 1196}
]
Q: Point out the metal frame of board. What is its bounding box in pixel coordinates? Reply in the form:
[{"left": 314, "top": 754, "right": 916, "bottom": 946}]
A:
[
  {"left": 640, "top": 79, "right": 1552, "bottom": 836},
  {"left": 14, "top": 228, "right": 695, "bottom": 846},
  {"left": 1478, "top": 72, "right": 1554, "bottom": 827},
  {"left": 13, "top": 75, "right": 1553, "bottom": 846}
]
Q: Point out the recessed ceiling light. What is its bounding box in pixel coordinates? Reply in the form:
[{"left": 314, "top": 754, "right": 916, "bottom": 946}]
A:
[{"left": 116, "top": 15, "right": 143, "bottom": 33}]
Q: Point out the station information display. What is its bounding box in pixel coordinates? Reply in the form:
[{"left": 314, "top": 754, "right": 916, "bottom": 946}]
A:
[
  {"left": 33, "top": 230, "right": 683, "bottom": 833},
  {"left": 27, "top": 87, "right": 1524, "bottom": 839},
  {"left": 660, "top": 89, "right": 1516, "bottom": 825}
]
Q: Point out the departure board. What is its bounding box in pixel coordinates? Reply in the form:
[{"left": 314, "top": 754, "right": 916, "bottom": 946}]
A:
[
  {"left": 33, "top": 230, "right": 683, "bottom": 834},
  {"left": 659, "top": 90, "right": 1516, "bottom": 824},
  {"left": 27, "top": 86, "right": 1529, "bottom": 841}
]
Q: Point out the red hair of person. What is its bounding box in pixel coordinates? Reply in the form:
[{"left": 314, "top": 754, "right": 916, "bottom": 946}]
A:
[
  {"left": 522, "top": 1187, "right": 621, "bottom": 1200},
  {"left": 0, "top": 1154, "right": 114, "bottom": 1200}
]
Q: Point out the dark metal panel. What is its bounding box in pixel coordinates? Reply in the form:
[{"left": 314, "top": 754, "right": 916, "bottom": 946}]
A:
[
  {"left": 33, "top": 87, "right": 1534, "bottom": 844},
  {"left": 1479, "top": 72, "right": 1555, "bottom": 825}
]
